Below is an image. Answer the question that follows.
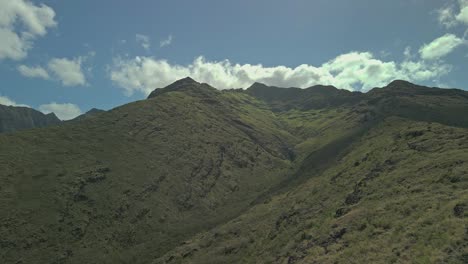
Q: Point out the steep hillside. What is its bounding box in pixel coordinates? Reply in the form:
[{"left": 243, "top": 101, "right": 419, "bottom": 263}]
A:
[
  {"left": 365, "top": 80, "right": 468, "bottom": 128},
  {"left": 0, "top": 79, "right": 306, "bottom": 264},
  {"left": 1, "top": 78, "right": 467, "bottom": 264},
  {"left": 0, "top": 104, "right": 61, "bottom": 133},
  {"left": 155, "top": 117, "right": 468, "bottom": 264}
]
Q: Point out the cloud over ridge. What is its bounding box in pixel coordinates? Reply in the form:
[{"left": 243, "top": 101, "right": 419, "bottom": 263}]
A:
[
  {"left": 109, "top": 52, "right": 451, "bottom": 96},
  {"left": 0, "top": 94, "right": 29, "bottom": 107},
  {"left": 39, "top": 102, "right": 82, "bottom": 120}
]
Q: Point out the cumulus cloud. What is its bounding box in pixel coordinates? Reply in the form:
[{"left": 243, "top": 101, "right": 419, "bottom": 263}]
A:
[
  {"left": 17, "top": 54, "right": 93, "bottom": 86},
  {"left": 47, "top": 57, "right": 87, "bottom": 86},
  {"left": 0, "top": 0, "right": 56, "bottom": 60},
  {"left": 437, "top": 0, "right": 468, "bottom": 28},
  {"left": 457, "top": 0, "right": 468, "bottom": 24},
  {"left": 136, "top": 34, "right": 150, "bottom": 50},
  {"left": 38, "top": 102, "right": 82, "bottom": 120},
  {"left": 160, "top": 34, "right": 173, "bottom": 48},
  {"left": 419, "top": 34, "right": 465, "bottom": 60},
  {"left": 109, "top": 52, "right": 451, "bottom": 95},
  {"left": 17, "top": 64, "right": 49, "bottom": 79},
  {"left": 0, "top": 94, "right": 29, "bottom": 107}
]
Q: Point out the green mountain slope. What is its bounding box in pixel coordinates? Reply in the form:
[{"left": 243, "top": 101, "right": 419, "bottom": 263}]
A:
[
  {"left": 0, "top": 79, "right": 301, "bottom": 264},
  {"left": 155, "top": 117, "right": 467, "bottom": 264},
  {"left": 69, "top": 108, "right": 105, "bottom": 122},
  {"left": 1, "top": 78, "right": 467, "bottom": 264}
]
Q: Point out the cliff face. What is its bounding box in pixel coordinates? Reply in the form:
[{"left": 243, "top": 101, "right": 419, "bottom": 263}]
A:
[{"left": 0, "top": 104, "right": 61, "bottom": 133}]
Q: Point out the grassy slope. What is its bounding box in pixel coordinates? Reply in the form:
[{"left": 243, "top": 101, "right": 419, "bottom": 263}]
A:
[
  {"left": 0, "top": 89, "right": 305, "bottom": 264},
  {"left": 154, "top": 117, "right": 468, "bottom": 264}
]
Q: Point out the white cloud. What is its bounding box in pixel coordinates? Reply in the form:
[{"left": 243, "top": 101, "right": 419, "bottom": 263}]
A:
[
  {"left": 0, "top": 0, "right": 56, "bottom": 60},
  {"left": 0, "top": 94, "right": 29, "bottom": 107},
  {"left": 160, "top": 34, "right": 173, "bottom": 48},
  {"left": 109, "top": 52, "right": 451, "bottom": 95},
  {"left": 0, "top": 28, "right": 30, "bottom": 60},
  {"left": 0, "top": 95, "right": 17, "bottom": 106},
  {"left": 136, "top": 34, "right": 150, "bottom": 50},
  {"left": 437, "top": 5, "right": 457, "bottom": 28},
  {"left": 16, "top": 53, "right": 93, "bottom": 86},
  {"left": 17, "top": 64, "right": 49, "bottom": 79},
  {"left": 419, "top": 34, "right": 465, "bottom": 60},
  {"left": 38, "top": 102, "right": 82, "bottom": 120},
  {"left": 400, "top": 60, "right": 451, "bottom": 81},
  {"left": 437, "top": 0, "right": 468, "bottom": 27},
  {"left": 47, "top": 57, "right": 87, "bottom": 86},
  {"left": 456, "top": 0, "right": 468, "bottom": 24}
]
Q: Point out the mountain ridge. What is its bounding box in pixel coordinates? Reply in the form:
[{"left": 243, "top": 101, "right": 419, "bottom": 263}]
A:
[
  {"left": 70, "top": 108, "right": 106, "bottom": 122},
  {"left": 0, "top": 104, "right": 61, "bottom": 133}
]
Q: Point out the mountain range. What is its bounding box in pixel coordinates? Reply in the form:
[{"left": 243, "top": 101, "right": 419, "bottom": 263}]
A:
[
  {"left": 0, "top": 104, "right": 61, "bottom": 133},
  {"left": 0, "top": 78, "right": 466, "bottom": 264},
  {"left": 0, "top": 107, "right": 105, "bottom": 134}
]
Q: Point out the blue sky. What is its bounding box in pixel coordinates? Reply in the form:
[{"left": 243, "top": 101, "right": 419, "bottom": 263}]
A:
[{"left": 0, "top": 0, "right": 467, "bottom": 119}]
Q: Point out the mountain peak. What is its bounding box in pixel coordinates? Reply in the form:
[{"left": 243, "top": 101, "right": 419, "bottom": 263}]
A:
[
  {"left": 86, "top": 108, "right": 105, "bottom": 114},
  {"left": 367, "top": 80, "right": 421, "bottom": 95},
  {"left": 147, "top": 77, "right": 218, "bottom": 99},
  {"left": 160, "top": 77, "right": 200, "bottom": 90},
  {"left": 161, "top": 77, "right": 200, "bottom": 91},
  {"left": 387, "top": 80, "right": 416, "bottom": 88},
  {"left": 45, "top": 112, "right": 59, "bottom": 119},
  {"left": 248, "top": 82, "right": 269, "bottom": 89},
  {"left": 172, "top": 76, "right": 198, "bottom": 86}
]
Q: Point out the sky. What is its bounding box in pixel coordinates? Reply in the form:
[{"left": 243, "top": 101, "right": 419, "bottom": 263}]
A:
[{"left": 0, "top": 0, "right": 467, "bottom": 120}]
